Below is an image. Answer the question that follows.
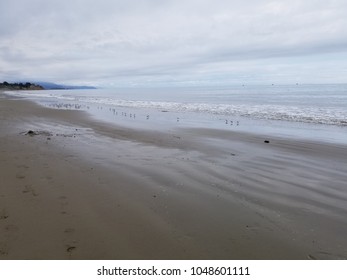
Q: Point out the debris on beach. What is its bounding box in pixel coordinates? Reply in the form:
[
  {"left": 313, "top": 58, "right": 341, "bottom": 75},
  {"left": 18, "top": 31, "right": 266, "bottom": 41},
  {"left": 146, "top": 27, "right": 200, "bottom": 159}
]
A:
[
  {"left": 55, "top": 133, "right": 75, "bottom": 138},
  {"left": 23, "top": 130, "right": 53, "bottom": 137},
  {"left": 66, "top": 246, "right": 76, "bottom": 253},
  {"left": 21, "top": 130, "right": 79, "bottom": 138},
  {"left": 26, "top": 130, "right": 36, "bottom": 136}
]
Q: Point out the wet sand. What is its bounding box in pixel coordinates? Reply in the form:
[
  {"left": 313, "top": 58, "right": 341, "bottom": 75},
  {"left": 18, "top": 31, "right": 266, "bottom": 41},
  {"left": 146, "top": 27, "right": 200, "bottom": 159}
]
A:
[{"left": 1, "top": 91, "right": 347, "bottom": 260}]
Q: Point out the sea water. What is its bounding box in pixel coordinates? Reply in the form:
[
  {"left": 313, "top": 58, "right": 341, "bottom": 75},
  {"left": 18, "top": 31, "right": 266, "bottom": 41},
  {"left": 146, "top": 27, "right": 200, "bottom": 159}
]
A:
[{"left": 8, "top": 84, "right": 347, "bottom": 144}]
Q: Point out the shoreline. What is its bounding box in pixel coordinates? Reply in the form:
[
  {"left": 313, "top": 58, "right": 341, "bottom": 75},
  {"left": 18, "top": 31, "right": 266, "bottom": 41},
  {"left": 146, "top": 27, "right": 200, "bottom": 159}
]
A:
[
  {"left": 7, "top": 88, "right": 347, "bottom": 145},
  {"left": 1, "top": 92, "right": 347, "bottom": 259}
]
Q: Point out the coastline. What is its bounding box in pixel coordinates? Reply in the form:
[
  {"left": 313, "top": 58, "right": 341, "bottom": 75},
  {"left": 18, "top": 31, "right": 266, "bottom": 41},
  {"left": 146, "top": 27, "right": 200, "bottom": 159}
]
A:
[{"left": 1, "top": 91, "right": 347, "bottom": 259}]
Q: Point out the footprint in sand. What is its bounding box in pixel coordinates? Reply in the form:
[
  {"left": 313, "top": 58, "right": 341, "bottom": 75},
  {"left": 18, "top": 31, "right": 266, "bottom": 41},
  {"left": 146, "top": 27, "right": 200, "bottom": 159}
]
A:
[
  {"left": 0, "top": 243, "right": 9, "bottom": 256},
  {"left": 16, "top": 174, "right": 26, "bottom": 179},
  {"left": 0, "top": 209, "right": 9, "bottom": 220},
  {"left": 2, "top": 224, "right": 19, "bottom": 246},
  {"left": 64, "top": 228, "right": 75, "bottom": 234},
  {"left": 16, "top": 164, "right": 29, "bottom": 169},
  {"left": 59, "top": 198, "right": 78, "bottom": 257},
  {"left": 22, "top": 185, "right": 38, "bottom": 197},
  {"left": 66, "top": 245, "right": 77, "bottom": 255},
  {"left": 0, "top": 214, "right": 19, "bottom": 255},
  {"left": 59, "top": 196, "right": 69, "bottom": 215},
  {"left": 64, "top": 228, "right": 78, "bottom": 257},
  {"left": 5, "top": 224, "right": 19, "bottom": 233}
]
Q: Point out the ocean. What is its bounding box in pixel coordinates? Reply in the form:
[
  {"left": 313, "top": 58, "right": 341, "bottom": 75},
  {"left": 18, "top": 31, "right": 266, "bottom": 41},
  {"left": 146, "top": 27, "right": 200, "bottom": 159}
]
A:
[{"left": 7, "top": 84, "right": 347, "bottom": 144}]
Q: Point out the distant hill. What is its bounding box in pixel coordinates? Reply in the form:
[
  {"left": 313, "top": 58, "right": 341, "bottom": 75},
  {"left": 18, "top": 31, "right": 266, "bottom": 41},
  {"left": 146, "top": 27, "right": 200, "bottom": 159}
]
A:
[
  {"left": 0, "top": 81, "right": 44, "bottom": 90},
  {"left": 36, "top": 82, "right": 96, "bottom": 90},
  {"left": 1, "top": 81, "right": 96, "bottom": 90}
]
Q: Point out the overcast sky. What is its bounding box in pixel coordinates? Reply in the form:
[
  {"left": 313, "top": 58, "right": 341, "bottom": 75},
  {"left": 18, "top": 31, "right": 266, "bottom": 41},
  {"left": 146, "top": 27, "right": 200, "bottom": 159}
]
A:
[{"left": 1, "top": 0, "right": 347, "bottom": 87}]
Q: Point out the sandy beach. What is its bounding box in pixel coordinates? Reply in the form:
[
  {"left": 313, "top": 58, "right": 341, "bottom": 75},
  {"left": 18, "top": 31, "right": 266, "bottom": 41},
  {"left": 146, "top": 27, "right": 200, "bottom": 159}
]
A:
[{"left": 1, "top": 90, "right": 347, "bottom": 260}]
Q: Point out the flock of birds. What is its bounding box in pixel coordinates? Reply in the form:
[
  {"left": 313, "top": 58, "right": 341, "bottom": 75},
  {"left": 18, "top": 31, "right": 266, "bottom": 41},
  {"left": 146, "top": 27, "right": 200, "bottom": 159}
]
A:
[{"left": 47, "top": 102, "right": 241, "bottom": 127}]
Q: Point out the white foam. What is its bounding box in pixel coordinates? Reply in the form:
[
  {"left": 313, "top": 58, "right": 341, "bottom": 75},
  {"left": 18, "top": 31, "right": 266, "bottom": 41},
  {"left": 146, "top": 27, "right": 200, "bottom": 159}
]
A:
[
  {"left": 76, "top": 97, "right": 347, "bottom": 126},
  {"left": 9, "top": 87, "right": 347, "bottom": 126}
]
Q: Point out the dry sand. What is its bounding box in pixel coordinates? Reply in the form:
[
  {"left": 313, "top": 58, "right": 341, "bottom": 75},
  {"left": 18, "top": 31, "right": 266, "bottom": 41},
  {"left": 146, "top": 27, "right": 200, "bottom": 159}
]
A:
[{"left": 1, "top": 91, "right": 347, "bottom": 260}]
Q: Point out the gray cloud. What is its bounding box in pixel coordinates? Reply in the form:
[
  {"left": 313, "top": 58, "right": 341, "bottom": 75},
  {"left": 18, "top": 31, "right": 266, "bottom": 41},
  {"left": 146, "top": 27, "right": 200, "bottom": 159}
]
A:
[{"left": 1, "top": 0, "right": 347, "bottom": 86}]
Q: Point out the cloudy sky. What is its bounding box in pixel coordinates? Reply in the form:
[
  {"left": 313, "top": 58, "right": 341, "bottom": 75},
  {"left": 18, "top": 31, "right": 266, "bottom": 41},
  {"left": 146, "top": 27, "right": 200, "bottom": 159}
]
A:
[{"left": 1, "top": 0, "right": 347, "bottom": 87}]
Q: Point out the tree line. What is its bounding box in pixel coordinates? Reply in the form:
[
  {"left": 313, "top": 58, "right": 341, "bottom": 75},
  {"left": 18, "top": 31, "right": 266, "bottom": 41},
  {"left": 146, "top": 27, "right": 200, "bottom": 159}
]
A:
[{"left": 0, "top": 81, "right": 44, "bottom": 90}]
